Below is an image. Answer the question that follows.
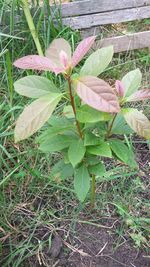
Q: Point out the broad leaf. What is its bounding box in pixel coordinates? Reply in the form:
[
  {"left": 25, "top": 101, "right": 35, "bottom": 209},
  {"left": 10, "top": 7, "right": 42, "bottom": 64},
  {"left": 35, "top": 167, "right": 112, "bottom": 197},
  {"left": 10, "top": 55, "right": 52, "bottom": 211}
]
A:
[
  {"left": 122, "top": 69, "right": 142, "bottom": 97},
  {"left": 74, "top": 164, "right": 90, "bottom": 202},
  {"left": 14, "top": 75, "right": 58, "bottom": 98},
  {"left": 48, "top": 115, "right": 72, "bottom": 127},
  {"left": 115, "top": 80, "right": 125, "bottom": 97},
  {"left": 109, "top": 139, "right": 138, "bottom": 168},
  {"left": 63, "top": 105, "right": 74, "bottom": 118},
  {"left": 122, "top": 108, "right": 150, "bottom": 139},
  {"left": 80, "top": 46, "right": 113, "bottom": 76},
  {"left": 111, "top": 114, "right": 133, "bottom": 135},
  {"left": 72, "top": 36, "right": 96, "bottom": 67},
  {"left": 87, "top": 142, "right": 112, "bottom": 158},
  {"left": 39, "top": 134, "right": 76, "bottom": 152},
  {"left": 37, "top": 124, "right": 75, "bottom": 143},
  {"left": 126, "top": 89, "right": 150, "bottom": 102},
  {"left": 84, "top": 133, "right": 103, "bottom": 146},
  {"left": 68, "top": 139, "right": 86, "bottom": 167},
  {"left": 88, "top": 162, "right": 106, "bottom": 176},
  {"left": 86, "top": 156, "right": 100, "bottom": 165},
  {"left": 14, "top": 55, "right": 63, "bottom": 74},
  {"left": 50, "top": 160, "right": 65, "bottom": 181},
  {"left": 45, "top": 38, "right": 71, "bottom": 67},
  {"left": 76, "top": 76, "right": 120, "bottom": 113},
  {"left": 76, "top": 105, "right": 112, "bottom": 123},
  {"left": 60, "top": 163, "right": 74, "bottom": 180},
  {"left": 14, "top": 93, "right": 62, "bottom": 142}
]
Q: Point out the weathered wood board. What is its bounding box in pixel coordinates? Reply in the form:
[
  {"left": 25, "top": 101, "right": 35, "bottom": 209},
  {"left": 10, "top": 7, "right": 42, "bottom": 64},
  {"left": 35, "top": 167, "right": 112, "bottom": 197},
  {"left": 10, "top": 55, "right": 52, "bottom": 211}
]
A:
[
  {"left": 62, "top": 6, "right": 150, "bottom": 30},
  {"left": 60, "top": 0, "right": 150, "bottom": 17},
  {"left": 94, "top": 31, "right": 150, "bottom": 52}
]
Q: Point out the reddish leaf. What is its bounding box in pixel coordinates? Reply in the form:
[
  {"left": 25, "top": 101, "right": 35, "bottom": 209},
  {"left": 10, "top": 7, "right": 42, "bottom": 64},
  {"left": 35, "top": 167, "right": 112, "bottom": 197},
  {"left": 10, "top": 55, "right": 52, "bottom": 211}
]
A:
[
  {"left": 72, "top": 36, "right": 96, "bottom": 68},
  {"left": 76, "top": 76, "right": 120, "bottom": 113},
  {"left": 115, "top": 80, "right": 125, "bottom": 97},
  {"left": 45, "top": 38, "right": 71, "bottom": 68},
  {"left": 14, "top": 55, "right": 63, "bottom": 74},
  {"left": 59, "top": 50, "right": 68, "bottom": 68},
  {"left": 126, "top": 89, "right": 150, "bottom": 102}
]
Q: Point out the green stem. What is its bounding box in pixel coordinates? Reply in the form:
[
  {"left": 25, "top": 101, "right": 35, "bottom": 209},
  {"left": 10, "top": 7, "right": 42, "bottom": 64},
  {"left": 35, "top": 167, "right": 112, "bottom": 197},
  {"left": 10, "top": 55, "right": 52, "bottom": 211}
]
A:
[
  {"left": 91, "top": 174, "right": 96, "bottom": 209},
  {"left": 21, "top": 0, "right": 43, "bottom": 56},
  {"left": 67, "top": 77, "right": 83, "bottom": 139},
  {"left": 106, "top": 113, "right": 117, "bottom": 138}
]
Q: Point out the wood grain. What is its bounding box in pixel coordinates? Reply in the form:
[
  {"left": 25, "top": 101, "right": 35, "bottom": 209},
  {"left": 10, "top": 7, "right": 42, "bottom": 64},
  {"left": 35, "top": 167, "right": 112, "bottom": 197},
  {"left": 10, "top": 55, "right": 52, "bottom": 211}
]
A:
[
  {"left": 62, "top": 6, "right": 150, "bottom": 29},
  {"left": 93, "top": 31, "right": 150, "bottom": 53},
  {"left": 60, "top": 0, "right": 150, "bottom": 17}
]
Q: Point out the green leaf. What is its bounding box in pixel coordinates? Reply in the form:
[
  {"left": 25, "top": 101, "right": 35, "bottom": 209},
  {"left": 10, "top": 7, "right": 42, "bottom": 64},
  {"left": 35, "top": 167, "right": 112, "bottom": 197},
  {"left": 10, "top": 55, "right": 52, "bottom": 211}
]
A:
[
  {"left": 74, "top": 164, "right": 90, "bottom": 202},
  {"left": 63, "top": 105, "right": 74, "bottom": 118},
  {"left": 111, "top": 114, "right": 133, "bottom": 135},
  {"left": 14, "top": 93, "right": 62, "bottom": 142},
  {"left": 68, "top": 139, "right": 86, "bottom": 167},
  {"left": 86, "top": 156, "right": 100, "bottom": 165},
  {"left": 37, "top": 124, "right": 75, "bottom": 143},
  {"left": 50, "top": 160, "right": 74, "bottom": 181},
  {"left": 48, "top": 115, "right": 72, "bottom": 127},
  {"left": 84, "top": 133, "right": 104, "bottom": 146},
  {"left": 60, "top": 164, "right": 74, "bottom": 180},
  {"left": 87, "top": 142, "right": 112, "bottom": 158},
  {"left": 88, "top": 162, "right": 106, "bottom": 176},
  {"left": 14, "top": 75, "right": 59, "bottom": 98},
  {"left": 80, "top": 46, "right": 114, "bottom": 77},
  {"left": 50, "top": 160, "right": 65, "bottom": 180},
  {"left": 39, "top": 135, "right": 76, "bottom": 152},
  {"left": 122, "top": 108, "right": 150, "bottom": 139},
  {"left": 122, "top": 69, "right": 142, "bottom": 97},
  {"left": 109, "top": 139, "right": 138, "bottom": 168},
  {"left": 76, "top": 105, "right": 112, "bottom": 123}
]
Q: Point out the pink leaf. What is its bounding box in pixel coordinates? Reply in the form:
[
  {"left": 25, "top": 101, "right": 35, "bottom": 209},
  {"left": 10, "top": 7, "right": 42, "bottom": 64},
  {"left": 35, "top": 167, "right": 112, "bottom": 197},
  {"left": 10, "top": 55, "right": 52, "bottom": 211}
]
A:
[
  {"left": 59, "top": 50, "right": 68, "bottom": 69},
  {"left": 13, "top": 55, "right": 64, "bottom": 74},
  {"left": 45, "top": 38, "right": 72, "bottom": 68},
  {"left": 115, "top": 80, "right": 125, "bottom": 97},
  {"left": 76, "top": 76, "right": 120, "bottom": 113},
  {"left": 126, "top": 89, "right": 150, "bottom": 102},
  {"left": 72, "top": 36, "right": 96, "bottom": 68}
]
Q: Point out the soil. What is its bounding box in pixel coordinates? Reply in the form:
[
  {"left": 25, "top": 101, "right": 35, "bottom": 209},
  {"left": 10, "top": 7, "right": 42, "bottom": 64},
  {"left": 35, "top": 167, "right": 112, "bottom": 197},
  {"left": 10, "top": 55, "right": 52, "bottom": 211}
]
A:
[
  {"left": 1, "top": 140, "right": 149, "bottom": 267},
  {"left": 25, "top": 219, "right": 150, "bottom": 267}
]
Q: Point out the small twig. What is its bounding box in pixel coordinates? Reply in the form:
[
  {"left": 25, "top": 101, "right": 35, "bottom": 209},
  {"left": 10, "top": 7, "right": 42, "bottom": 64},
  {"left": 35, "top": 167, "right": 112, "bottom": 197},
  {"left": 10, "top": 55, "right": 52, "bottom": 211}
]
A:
[
  {"left": 63, "top": 240, "right": 90, "bottom": 257},
  {"left": 96, "top": 242, "right": 108, "bottom": 257}
]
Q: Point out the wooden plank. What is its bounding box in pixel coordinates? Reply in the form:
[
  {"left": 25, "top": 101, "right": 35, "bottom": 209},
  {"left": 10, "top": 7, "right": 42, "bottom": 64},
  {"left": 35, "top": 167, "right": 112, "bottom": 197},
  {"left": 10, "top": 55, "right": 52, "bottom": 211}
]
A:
[
  {"left": 60, "top": 0, "right": 150, "bottom": 17},
  {"left": 62, "top": 6, "right": 150, "bottom": 29},
  {"left": 93, "top": 31, "right": 150, "bottom": 53}
]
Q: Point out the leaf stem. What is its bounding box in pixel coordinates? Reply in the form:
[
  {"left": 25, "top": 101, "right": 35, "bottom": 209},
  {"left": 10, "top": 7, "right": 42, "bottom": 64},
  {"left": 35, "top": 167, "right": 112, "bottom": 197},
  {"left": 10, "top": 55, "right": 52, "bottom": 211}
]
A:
[
  {"left": 21, "top": 0, "right": 43, "bottom": 56},
  {"left": 106, "top": 114, "right": 117, "bottom": 138},
  {"left": 67, "top": 77, "right": 83, "bottom": 139},
  {"left": 91, "top": 174, "right": 96, "bottom": 209}
]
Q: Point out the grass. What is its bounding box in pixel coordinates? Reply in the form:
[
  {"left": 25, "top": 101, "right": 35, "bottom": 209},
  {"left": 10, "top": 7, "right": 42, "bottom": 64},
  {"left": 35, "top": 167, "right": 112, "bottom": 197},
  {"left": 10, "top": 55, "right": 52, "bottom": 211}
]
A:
[{"left": 0, "top": 0, "right": 150, "bottom": 266}]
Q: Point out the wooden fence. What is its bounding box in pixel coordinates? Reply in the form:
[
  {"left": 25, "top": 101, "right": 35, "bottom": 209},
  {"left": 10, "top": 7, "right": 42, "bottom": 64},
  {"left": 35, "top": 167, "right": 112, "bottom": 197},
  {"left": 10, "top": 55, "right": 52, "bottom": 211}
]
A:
[
  {"left": 54, "top": 0, "right": 150, "bottom": 52},
  {"left": 1, "top": 0, "right": 150, "bottom": 52}
]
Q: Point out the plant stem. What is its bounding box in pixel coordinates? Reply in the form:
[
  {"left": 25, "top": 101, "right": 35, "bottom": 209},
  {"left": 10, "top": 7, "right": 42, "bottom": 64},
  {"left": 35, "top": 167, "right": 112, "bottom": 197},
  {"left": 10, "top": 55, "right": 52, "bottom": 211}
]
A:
[
  {"left": 106, "top": 113, "right": 117, "bottom": 138},
  {"left": 21, "top": 0, "right": 43, "bottom": 56},
  {"left": 91, "top": 174, "right": 96, "bottom": 209},
  {"left": 67, "top": 77, "right": 83, "bottom": 139}
]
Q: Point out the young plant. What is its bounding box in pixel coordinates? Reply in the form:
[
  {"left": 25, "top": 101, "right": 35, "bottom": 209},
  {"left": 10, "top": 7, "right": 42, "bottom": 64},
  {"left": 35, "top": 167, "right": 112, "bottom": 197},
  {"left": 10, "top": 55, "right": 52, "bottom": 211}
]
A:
[{"left": 13, "top": 36, "right": 150, "bottom": 207}]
